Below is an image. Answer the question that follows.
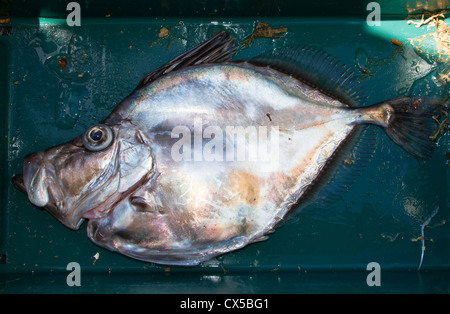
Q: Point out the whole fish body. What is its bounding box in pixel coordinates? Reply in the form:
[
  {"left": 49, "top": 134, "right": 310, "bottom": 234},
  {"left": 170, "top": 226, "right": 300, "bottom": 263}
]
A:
[{"left": 12, "top": 31, "right": 435, "bottom": 265}]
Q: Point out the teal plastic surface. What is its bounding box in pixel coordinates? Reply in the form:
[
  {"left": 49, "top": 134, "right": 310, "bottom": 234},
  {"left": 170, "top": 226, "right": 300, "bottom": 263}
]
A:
[{"left": 0, "top": 1, "right": 449, "bottom": 293}]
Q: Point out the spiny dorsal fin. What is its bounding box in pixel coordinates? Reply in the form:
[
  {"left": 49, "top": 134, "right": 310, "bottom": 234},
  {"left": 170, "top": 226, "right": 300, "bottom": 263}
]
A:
[
  {"left": 248, "top": 46, "right": 368, "bottom": 107},
  {"left": 134, "top": 30, "right": 238, "bottom": 91}
]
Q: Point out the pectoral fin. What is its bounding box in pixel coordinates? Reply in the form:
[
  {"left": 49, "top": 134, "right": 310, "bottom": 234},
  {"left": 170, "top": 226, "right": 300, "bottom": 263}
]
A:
[{"left": 130, "top": 190, "right": 165, "bottom": 214}]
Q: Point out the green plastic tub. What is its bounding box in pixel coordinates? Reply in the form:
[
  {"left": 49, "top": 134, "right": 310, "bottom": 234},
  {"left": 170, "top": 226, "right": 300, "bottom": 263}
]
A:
[{"left": 0, "top": 0, "right": 449, "bottom": 293}]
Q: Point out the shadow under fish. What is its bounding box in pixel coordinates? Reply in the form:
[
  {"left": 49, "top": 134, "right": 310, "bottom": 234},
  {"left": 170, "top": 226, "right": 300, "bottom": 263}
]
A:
[{"left": 12, "top": 31, "right": 436, "bottom": 266}]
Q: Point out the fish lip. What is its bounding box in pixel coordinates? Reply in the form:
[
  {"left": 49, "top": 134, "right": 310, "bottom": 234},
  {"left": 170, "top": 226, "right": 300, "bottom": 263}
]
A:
[
  {"left": 12, "top": 172, "right": 80, "bottom": 228},
  {"left": 22, "top": 151, "right": 66, "bottom": 210},
  {"left": 16, "top": 152, "right": 76, "bottom": 226}
]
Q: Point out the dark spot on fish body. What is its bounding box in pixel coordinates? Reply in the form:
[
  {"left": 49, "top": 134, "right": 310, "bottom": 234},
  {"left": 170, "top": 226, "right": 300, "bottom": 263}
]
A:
[
  {"left": 232, "top": 171, "right": 261, "bottom": 206},
  {"left": 246, "top": 187, "right": 258, "bottom": 205},
  {"left": 111, "top": 218, "right": 166, "bottom": 249},
  {"left": 113, "top": 229, "right": 135, "bottom": 242}
]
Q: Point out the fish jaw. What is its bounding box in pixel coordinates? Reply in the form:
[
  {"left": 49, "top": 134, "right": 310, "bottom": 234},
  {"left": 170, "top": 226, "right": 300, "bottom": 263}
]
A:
[
  {"left": 20, "top": 151, "right": 75, "bottom": 225},
  {"left": 13, "top": 129, "right": 121, "bottom": 229},
  {"left": 22, "top": 151, "right": 66, "bottom": 208}
]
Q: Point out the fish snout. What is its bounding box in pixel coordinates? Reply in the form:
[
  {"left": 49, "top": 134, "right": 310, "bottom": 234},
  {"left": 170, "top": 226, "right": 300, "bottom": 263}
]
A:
[
  {"left": 16, "top": 152, "right": 84, "bottom": 229},
  {"left": 22, "top": 152, "right": 57, "bottom": 208}
]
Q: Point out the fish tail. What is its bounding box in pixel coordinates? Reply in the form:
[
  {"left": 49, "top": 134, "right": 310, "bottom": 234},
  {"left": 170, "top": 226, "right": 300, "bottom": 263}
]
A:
[{"left": 359, "top": 97, "right": 436, "bottom": 159}]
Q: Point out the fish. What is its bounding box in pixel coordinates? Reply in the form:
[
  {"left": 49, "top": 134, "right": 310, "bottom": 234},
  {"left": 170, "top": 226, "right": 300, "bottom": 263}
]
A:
[{"left": 11, "top": 31, "right": 435, "bottom": 266}]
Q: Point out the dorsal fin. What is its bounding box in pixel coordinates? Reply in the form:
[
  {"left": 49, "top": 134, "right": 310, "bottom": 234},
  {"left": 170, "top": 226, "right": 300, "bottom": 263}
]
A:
[
  {"left": 248, "top": 46, "right": 368, "bottom": 107},
  {"left": 133, "top": 30, "right": 238, "bottom": 92}
]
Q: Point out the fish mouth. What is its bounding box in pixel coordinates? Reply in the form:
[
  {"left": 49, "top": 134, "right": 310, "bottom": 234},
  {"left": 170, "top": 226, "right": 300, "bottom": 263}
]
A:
[
  {"left": 12, "top": 171, "right": 60, "bottom": 208},
  {"left": 20, "top": 152, "right": 61, "bottom": 208},
  {"left": 12, "top": 152, "right": 79, "bottom": 228},
  {"left": 12, "top": 170, "right": 74, "bottom": 227},
  {"left": 13, "top": 148, "right": 118, "bottom": 229}
]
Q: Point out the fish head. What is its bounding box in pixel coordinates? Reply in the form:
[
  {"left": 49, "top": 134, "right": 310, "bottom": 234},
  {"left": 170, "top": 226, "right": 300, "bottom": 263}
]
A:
[{"left": 12, "top": 120, "right": 154, "bottom": 230}]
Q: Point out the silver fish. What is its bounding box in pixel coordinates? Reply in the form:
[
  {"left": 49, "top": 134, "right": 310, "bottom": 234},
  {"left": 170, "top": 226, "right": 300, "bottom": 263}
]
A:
[{"left": 12, "top": 31, "right": 435, "bottom": 265}]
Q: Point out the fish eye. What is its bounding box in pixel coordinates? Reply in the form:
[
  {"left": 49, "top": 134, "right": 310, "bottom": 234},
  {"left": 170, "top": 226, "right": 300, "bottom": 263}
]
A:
[
  {"left": 82, "top": 124, "right": 114, "bottom": 151},
  {"left": 90, "top": 128, "right": 104, "bottom": 141}
]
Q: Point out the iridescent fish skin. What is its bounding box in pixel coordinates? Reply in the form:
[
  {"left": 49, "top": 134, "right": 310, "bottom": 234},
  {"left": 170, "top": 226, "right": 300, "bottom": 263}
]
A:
[
  {"left": 88, "top": 63, "right": 368, "bottom": 264},
  {"left": 12, "top": 32, "right": 434, "bottom": 265}
]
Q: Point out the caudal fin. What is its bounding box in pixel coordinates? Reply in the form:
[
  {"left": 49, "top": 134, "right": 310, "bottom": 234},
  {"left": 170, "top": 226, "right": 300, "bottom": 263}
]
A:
[{"left": 384, "top": 97, "right": 436, "bottom": 159}]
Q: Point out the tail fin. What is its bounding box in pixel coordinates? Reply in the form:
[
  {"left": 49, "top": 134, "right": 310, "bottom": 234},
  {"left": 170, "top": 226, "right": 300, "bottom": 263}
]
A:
[{"left": 384, "top": 97, "right": 436, "bottom": 159}]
